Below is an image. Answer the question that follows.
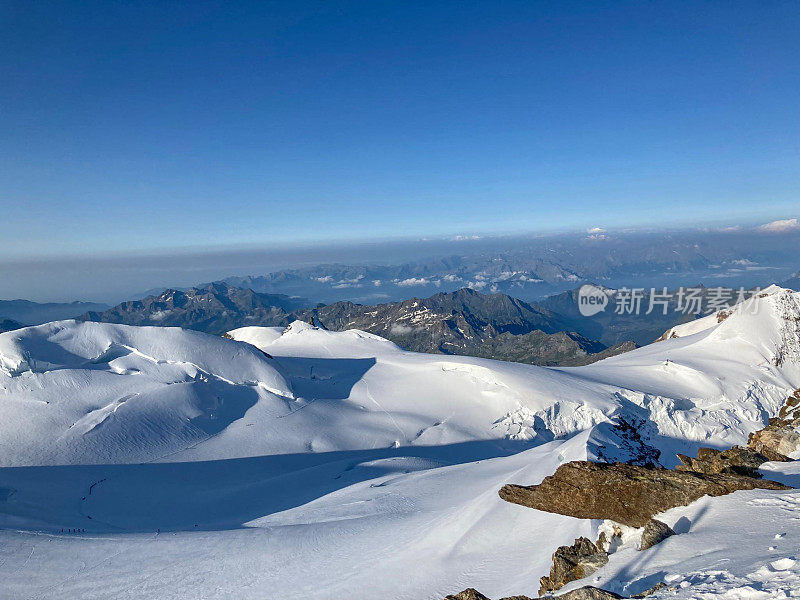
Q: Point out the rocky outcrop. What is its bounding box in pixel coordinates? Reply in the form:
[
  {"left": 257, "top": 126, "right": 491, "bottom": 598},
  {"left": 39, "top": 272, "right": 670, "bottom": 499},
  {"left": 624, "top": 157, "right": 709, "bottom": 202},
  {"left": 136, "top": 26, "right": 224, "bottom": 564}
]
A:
[
  {"left": 639, "top": 519, "right": 674, "bottom": 551},
  {"left": 747, "top": 389, "right": 800, "bottom": 459},
  {"left": 499, "top": 461, "right": 789, "bottom": 527},
  {"left": 675, "top": 446, "right": 779, "bottom": 477},
  {"left": 445, "top": 590, "right": 492, "bottom": 600},
  {"left": 443, "top": 585, "right": 670, "bottom": 600},
  {"left": 539, "top": 537, "right": 609, "bottom": 595},
  {"left": 556, "top": 588, "right": 623, "bottom": 600}
]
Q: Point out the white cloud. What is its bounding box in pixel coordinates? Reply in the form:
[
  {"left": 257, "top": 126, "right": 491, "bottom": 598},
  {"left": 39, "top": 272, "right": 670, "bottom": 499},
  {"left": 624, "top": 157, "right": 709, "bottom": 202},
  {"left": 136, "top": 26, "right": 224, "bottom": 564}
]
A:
[
  {"left": 389, "top": 323, "right": 422, "bottom": 335},
  {"left": 757, "top": 218, "right": 800, "bottom": 233},
  {"left": 372, "top": 280, "right": 382, "bottom": 287},
  {"left": 452, "top": 235, "right": 482, "bottom": 241},
  {"left": 395, "top": 277, "right": 429, "bottom": 287},
  {"left": 587, "top": 227, "right": 605, "bottom": 234}
]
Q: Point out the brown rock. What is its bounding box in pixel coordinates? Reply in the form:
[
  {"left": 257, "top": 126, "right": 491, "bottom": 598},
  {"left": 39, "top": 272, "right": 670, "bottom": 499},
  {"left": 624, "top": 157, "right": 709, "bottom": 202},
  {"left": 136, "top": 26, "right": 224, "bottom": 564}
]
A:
[
  {"left": 539, "top": 537, "right": 608, "bottom": 595},
  {"left": 499, "top": 461, "right": 790, "bottom": 528},
  {"left": 675, "top": 446, "right": 775, "bottom": 477},
  {"left": 639, "top": 519, "right": 674, "bottom": 550},
  {"left": 445, "top": 589, "right": 492, "bottom": 600},
  {"left": 554, "top": 587, "right": 623, "bottom": 600},
  {"left": 747, "top": 389, "right": 800, "bottom": 460},
  {"left": 631, "top": 582, "right": 669, "bottom": 598}
]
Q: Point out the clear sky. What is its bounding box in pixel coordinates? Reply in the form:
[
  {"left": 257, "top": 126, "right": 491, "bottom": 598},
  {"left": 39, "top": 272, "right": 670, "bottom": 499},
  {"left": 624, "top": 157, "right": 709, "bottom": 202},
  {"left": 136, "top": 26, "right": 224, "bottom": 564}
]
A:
[{"left": 1, "top": 1, "right": 799, "bottom": 261}]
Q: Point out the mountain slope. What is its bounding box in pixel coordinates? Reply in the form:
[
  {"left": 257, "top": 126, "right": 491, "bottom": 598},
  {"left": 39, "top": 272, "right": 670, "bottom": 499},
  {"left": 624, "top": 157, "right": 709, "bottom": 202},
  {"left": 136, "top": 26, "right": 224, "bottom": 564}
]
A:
[
  {"left": 81, "top": 282, "right": 302, "bottom": 334},
  {"left": 782, "top": 270, "right": 800, "bottom": 291},
  {"left": 0, "top": 298, "right": 109, "bottom": 325},
  {"left": 0, "top": 318, "right": 25, "bottom": 333},
  {"left": 0, "top": 320, "right": 291, "bottom": 465},
  {"left": 295, "top": 288, "right": 634, "bottom": 366}
]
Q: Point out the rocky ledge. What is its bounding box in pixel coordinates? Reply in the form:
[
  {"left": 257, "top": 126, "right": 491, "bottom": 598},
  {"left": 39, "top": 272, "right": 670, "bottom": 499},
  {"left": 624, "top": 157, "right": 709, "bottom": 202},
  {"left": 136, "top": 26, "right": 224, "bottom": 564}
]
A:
[
  {"left": 747, "top": 388, "right": 800, "bottom": 459},
  {"left": 499, "top": 460, "right": 789, "bottom": 528}
]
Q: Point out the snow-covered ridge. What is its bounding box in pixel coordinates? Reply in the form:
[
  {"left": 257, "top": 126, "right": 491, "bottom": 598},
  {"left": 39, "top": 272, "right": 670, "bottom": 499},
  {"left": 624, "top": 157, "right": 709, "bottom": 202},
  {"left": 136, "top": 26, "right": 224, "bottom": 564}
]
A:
[
  {"left": 2, "top": 288, "right": 800, "bottom": 469},
  {"left": 0, "top": 321, "right": 292, "bottom": 465}
]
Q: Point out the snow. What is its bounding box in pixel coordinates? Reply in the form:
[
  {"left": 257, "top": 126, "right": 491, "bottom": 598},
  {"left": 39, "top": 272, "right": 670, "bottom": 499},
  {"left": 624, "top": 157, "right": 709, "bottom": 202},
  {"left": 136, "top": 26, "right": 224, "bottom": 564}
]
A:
[
  {"left": 562, "top": 485, "right": 800, "bottom": 599},
  {"left": 1, "top": 288, "right": 800, "bottom": 598}
]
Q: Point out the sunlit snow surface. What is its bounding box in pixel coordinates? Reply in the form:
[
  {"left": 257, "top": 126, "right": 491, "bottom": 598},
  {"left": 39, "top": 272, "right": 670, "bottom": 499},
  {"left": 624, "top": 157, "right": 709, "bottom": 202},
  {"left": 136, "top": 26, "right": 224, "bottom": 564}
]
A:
[{"left": 1, "top": 287, "right": 800, "bottom": 599}]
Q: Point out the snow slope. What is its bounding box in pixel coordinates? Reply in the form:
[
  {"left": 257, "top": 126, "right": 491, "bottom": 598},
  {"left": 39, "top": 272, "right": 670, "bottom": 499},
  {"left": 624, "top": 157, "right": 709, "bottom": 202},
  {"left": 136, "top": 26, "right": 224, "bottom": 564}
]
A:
[
  {"left": 1, "top": 288, "right": 800, "bottom": 599},
  {"left": 0, "top": 321, "right": 292, "bottom": 465}
]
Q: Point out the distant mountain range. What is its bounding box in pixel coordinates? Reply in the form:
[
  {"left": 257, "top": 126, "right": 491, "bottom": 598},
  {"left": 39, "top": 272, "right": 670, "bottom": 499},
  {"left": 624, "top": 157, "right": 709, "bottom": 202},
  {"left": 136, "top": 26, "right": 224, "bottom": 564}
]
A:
[
  {"left": 0, "top": 299, "right": 109, "bottom": 329},
  {"left": 538, "top": 287, "right": 700, "bottom": 346},
  {"left": 213, "top": 230, "right": 800, "bottom": 305},
  {"left": 80, "top": 283, "right": 304, "bottom": 335},
  {"left": 83, "top": 283, "right": 637, "bottom": 366},
  {"left": 782, "top": 271, "right": 800, "bottom": 291}
]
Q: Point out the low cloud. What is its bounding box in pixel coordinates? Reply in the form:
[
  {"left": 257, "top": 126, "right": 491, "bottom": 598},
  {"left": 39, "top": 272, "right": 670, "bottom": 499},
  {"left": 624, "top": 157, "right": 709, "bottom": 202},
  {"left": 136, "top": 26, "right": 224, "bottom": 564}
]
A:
[
  {"left": 757, "top": 218, "right": 800, "bottom": 233},
  {"left": 389, "top": 323, "right": 422, "bottom": 335},
  {"left": 395, "top": 277, "right": 429, "bottom": 287}
]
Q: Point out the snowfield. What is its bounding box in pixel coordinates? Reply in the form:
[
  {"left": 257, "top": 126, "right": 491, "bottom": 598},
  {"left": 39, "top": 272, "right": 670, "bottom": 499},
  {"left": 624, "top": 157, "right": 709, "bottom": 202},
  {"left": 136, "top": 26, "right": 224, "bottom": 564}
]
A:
[{"left": 1, "top": 287, "right": 800, "bottom": 599}]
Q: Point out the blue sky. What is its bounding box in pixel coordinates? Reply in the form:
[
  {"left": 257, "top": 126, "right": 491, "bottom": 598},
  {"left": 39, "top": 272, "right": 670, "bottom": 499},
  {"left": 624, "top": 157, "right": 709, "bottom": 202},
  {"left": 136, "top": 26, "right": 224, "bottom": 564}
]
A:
[{"left": 1, "top": 1, "right": 799, "bottom": 260}]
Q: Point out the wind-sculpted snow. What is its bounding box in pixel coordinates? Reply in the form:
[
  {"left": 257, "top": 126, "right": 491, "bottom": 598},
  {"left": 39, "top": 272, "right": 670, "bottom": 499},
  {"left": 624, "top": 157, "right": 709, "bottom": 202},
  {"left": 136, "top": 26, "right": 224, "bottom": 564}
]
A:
[
  {"left": 2, "top": 288, "right": 800, "bottom": 598},
  {"left": 0, "top": 321, "right": 292, "bottom": 465}
]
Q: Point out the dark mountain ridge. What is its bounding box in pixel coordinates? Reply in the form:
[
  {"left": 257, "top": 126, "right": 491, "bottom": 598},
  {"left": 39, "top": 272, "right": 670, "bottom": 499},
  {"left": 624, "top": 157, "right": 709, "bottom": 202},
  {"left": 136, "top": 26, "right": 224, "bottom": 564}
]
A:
[
  {"left": 80, "top": 282, "right": 304, "bottom": 335},
  {"left": 82, "top": 284, "right": 635, "bottom": 366}
]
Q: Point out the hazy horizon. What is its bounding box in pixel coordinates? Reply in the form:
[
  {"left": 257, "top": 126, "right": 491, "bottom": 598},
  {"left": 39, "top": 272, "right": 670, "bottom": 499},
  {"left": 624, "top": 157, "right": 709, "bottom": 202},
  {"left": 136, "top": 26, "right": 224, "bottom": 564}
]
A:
[{"left": 3, "top": 219, "right": 799, "bottom": 303}]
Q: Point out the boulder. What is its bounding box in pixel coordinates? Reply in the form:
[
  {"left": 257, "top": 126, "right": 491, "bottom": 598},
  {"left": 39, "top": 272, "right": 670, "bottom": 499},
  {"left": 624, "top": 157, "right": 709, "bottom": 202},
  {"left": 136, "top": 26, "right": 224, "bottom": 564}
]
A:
[
  {"left": 747, "top": 389, "right": 800, "bottom": 460},
  {"left": 539, "top": 537, "right": 608, "bottom": 595},
  {"left": 630, "top": 583, "right": 668, "bottom": 598},
  {"left": 499, "top": 461, "right": 789, "bottom": 527},
  {"left": 639, "top": 519, "right": 674, "bottom": 550},
  {"left": 555, "top": 588, "right": 623, "bottom": 600},
  {"left": 445, "top": 589, "right": 491, "bottom": 600},
  {"left": 675, "top": 446, "right": 775, "bottom": 477}
]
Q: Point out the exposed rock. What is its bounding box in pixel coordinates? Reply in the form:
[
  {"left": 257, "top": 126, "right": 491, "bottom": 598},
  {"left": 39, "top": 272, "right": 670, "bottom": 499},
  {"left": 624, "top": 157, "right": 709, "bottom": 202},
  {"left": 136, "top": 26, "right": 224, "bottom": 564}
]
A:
[
  {"left": 539, "top": 537, "right": 608, "bottom": 595},
  {"left": 747, "top": 389, "right": 800, "bottom": 459},
  {"left": 630, "top": 582, "right": 669, "bottom": 598},
  {"left": 499, "top": 461, "right": 790, "bottom": 527},
  {"left": 443, "top": 587, "right": 621, "bottom": 600},
  {"left": 296, "top": 289, "right": 626, "bottom": 367},
  {"left": 592, "top": 416, "right": 661, "bottom": 467},
  {"left": 445, "top": 589, "right": 492, "bottom": 600},
  {"left": 675, "top": 446, "right": 777, "bottom": 477},
  {"left": 639, "top": 519, "right": 674, "bottom": 551},
  {"left": 443, "top": 583, "right": 668, "bottom": 600},
  {"left": 555, "top": 588, "right": 623, "bottom": 600}
]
